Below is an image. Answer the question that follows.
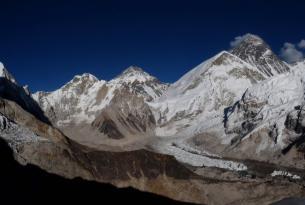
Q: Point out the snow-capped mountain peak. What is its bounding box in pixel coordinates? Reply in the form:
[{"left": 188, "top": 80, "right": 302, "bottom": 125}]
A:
[
  {"left": 113, "top": 65, "right": 157, "bottom": 84},
  {"left": 72, "top": 73, "right": 99, "bottom": 82},
  {"left": 231, "top": 34, "right": 290, "bottom": 77},
  {"left": 0, "top": 62, "right": 17, "bottom": 84},
  {"left": 122, "top": 65, "right": 145, "bottom": 74},
  {"left": 108, "top": 66, "right": 169, "bottom": 101},
  {"left": 57, "top": 73, "right": 100, "bottom": 95}
]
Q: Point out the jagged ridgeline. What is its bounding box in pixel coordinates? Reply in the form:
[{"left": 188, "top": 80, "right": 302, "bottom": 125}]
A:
[{"left": 1, "top": 34, "right": 305, "bottom": 205}]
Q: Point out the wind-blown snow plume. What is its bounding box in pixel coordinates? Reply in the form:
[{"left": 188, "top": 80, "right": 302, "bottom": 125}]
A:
[
  {"left": 230, "top": 33, "right": 253, "bottom": 47},
  {"left": 280, "top": 42, "right": 304, "bottom": 64}
]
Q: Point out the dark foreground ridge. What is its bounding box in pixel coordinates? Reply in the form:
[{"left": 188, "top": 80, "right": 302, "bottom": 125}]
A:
[
  {"left": 0, "top": 137, "right": 197, "bottom": 205},
  {"left": 272, "top": 198, "right": 305, "bottom": 205}
]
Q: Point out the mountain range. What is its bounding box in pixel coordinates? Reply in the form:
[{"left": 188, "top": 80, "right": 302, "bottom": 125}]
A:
[{"left": 1, "top": 34, "right": 305, "bottom": 205}]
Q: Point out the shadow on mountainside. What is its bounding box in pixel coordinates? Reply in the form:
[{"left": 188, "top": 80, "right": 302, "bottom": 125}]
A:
[
  {"left": 0, "top": 137, "right": 197, "bottom": 205},
  {"left": 0, "top": 77, "right": 50, "bottom": 124}
]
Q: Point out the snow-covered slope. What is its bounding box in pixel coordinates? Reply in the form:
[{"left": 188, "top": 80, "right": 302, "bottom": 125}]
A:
[
  {"left": 150, "top": 51, "right": 266, "bottom": 137},
  {"left": 231, "top": 34, "right": 290, "bottom": 77},
  {"left": 33, "top": 66, "right": 168, "bottom": 128}
]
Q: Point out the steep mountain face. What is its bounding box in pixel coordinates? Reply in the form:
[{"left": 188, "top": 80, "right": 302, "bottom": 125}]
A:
[
  {"left": 91, "top": 89, "right": 156, "bottom": 140},
  {"left": 231, "top": 34, "right": 290, "bottom": 77},
  {"left": 151, "top": 51, "right": 266, "bottom": 137}
]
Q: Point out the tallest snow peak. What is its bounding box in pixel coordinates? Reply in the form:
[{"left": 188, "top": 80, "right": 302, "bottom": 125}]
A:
[{"left": 230, "top": 33, "right": 290, "bottom": 77}]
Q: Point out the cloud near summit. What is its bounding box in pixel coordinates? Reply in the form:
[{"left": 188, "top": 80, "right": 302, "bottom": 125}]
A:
[
  {"left": 230, "top": 33, "right": 252, "bottom": 47},
  {"left": 280, "top": 42, "right": 304, "bottom": 64}
]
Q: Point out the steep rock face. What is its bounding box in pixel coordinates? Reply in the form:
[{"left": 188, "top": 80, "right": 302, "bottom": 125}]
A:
[
  {"left": 231, "top": 34, "right": 290, "bottom": 77},
  {"left": 223, "top": 72, "right": 305, "bottom": 167},
  {"left": 151, "top": 51, "right": 265, "bottom": 137},
  {"left": 92, "top": 87, "right": 156, "bottom": 140}
]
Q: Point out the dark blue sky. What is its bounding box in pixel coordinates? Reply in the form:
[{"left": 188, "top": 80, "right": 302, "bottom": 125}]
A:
[{"left": 1, "top": 0, "right": 305, "bottom": 92}]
